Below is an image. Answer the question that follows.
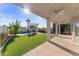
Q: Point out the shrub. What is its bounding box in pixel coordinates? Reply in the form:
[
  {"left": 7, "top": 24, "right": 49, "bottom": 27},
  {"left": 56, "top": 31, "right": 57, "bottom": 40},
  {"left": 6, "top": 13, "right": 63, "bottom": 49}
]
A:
[{"left": 0, "top": 32, "right": 8, "bottom": 47}]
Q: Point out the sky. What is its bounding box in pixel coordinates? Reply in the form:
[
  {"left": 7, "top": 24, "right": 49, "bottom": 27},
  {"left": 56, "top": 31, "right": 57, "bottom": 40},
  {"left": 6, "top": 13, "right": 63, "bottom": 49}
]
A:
[{"left": 0, "top": 3, "right": 47, "bottom": 28}]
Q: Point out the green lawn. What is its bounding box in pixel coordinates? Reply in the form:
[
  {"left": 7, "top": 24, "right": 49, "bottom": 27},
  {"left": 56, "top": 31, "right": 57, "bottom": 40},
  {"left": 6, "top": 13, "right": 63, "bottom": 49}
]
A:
[{"left": 2, "top": 34, "right": 47, "bottom": 56}]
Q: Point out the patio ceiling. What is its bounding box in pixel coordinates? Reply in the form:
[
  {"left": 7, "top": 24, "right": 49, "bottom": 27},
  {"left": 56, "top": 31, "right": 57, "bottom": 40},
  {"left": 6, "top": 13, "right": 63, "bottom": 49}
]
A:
[{"left": 16, "top": 3, "right": 79, "bottom": 24}]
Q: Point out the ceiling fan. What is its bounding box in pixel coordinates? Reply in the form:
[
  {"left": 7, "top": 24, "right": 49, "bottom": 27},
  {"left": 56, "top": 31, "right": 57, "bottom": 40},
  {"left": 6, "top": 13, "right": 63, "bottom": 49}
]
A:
[{"left": 49, "top": 9, "right": 66, "bottom": 19}]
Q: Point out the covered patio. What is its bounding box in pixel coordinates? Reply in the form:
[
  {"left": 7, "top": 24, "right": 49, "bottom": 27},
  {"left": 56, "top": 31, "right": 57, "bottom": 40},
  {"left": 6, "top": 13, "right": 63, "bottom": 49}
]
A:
[
  {"left": 16, "top": 3, "right": 79, "bottom": 55},
  {"left": 16, "top": 3, "right": 79, "bottom": 42}
]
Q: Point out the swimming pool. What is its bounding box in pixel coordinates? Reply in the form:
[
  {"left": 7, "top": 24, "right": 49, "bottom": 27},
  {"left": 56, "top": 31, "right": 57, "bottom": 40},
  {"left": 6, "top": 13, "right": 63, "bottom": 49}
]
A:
[{"left": 17, "top": 32, "right": 32, "bottom": 36}]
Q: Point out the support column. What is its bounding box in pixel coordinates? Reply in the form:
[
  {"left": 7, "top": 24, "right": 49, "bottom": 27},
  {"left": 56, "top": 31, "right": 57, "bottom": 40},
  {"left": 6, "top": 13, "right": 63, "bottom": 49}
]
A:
[
  {"left": 71, "top": 23, "right": 76, "bottom": 41},
  {"left": 56, "top": 23, "right": 58, "bottom": 35},
  {"left": 59, "top": 24, "right": 61, "bottom": 34},
  {"left": 47, "top": 19, "right": 51, "bottom": 41}
]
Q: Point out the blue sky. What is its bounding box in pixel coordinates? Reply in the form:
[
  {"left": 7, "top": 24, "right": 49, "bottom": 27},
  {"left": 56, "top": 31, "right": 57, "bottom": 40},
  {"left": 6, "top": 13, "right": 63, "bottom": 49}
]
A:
[{"left": 0, "top": 3, "right": 47, "bottom": 28}]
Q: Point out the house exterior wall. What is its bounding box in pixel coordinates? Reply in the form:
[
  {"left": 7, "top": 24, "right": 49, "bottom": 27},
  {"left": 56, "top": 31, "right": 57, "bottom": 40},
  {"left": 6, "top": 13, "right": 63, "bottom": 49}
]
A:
[{"left": 47, "top": 19, "right": 79, "bottom": 44}]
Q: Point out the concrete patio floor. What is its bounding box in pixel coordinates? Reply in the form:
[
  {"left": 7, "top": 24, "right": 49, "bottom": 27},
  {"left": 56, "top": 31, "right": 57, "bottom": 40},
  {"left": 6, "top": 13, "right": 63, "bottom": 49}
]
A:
[{"left": 23, "top": 35, "right": 79, "bottom": 56}]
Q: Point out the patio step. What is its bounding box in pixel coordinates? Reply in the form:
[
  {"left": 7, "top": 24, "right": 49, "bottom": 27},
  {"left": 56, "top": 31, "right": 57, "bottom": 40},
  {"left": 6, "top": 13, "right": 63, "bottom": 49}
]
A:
[{"left": 51, "top": 36, "right": 79, "bottom": 55}]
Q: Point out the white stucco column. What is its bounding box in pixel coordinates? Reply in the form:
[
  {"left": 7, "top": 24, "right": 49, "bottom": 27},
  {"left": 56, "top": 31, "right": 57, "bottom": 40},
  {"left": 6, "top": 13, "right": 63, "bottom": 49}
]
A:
[
  {"left": 71, "top": 23, "right": 76, "bottom": 40},
  {"left": 47, "top": 19, "right": 51, "bottom": 41},
  {"left": 56, "top": 23, "right": 58, "bottom": 35},
  {"left": 59, "top": 24, "right": 61, "bottom": 34}
]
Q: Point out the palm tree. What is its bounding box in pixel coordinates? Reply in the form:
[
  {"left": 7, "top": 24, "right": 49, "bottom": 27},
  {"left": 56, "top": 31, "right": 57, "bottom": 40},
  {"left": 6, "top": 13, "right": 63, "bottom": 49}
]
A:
[{"left": 9, "top": 20, "right": 21, "bottom": 36}]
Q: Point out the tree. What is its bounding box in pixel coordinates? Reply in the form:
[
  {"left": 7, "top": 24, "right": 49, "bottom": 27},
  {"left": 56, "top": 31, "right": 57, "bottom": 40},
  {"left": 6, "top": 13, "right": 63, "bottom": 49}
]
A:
[
  {"left": 8, "top": 20, "right": 21, "bottom": 36},
  {"left": 30, "top": 23, "right": 38, "bottom": 35}
]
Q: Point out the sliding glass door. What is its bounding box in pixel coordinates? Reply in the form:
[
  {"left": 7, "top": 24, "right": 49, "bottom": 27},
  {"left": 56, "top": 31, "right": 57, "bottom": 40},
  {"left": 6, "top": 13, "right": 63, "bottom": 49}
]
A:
[
  {"left": 60, "top": 24, "right": 71, "bottom": 35},
  {"left": 75, "top": 23, "right": 79, "bottom": 36}
]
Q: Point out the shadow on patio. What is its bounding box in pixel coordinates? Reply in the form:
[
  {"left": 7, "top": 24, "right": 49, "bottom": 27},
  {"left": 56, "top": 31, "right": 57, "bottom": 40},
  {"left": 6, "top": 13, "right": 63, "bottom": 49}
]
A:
[{"left": 48, "top": 40, "right": 79, "bottom": 56}]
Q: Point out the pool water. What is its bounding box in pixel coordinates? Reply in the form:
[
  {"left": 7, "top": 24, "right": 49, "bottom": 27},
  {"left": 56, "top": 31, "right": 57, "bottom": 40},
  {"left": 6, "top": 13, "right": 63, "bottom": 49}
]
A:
[{"left": 17, "top": 32, "right": 32, "bottom": 36}]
